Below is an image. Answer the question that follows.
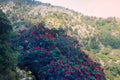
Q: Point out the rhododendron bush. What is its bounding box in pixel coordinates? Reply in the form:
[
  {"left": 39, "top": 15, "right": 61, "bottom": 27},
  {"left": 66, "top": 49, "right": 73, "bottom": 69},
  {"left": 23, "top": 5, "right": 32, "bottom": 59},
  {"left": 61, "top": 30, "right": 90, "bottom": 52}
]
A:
[{"left": 13, "top": 23, "right": 106, "bottom": 80}]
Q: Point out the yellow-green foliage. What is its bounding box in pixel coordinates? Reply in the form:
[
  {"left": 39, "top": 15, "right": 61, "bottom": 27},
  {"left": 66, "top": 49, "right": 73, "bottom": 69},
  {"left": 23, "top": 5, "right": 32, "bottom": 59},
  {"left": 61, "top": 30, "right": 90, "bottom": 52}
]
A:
[{"left": 44, "top": 15, "right": 63, "bottom": 29}]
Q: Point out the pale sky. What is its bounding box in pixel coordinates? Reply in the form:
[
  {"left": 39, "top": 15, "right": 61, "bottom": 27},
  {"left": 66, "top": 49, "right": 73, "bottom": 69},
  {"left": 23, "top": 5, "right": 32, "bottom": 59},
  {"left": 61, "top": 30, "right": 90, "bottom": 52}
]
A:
[{"left": 36, "top": 0, "right": 120, "bottom": 18}]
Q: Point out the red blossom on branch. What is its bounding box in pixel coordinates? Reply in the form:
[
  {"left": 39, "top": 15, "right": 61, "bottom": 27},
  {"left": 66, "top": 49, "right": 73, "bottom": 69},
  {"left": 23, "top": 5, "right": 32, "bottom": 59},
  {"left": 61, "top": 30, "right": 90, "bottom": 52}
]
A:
[
  {"left": 34, "top": 46, "right": 40, "bottom": 50},
  {"left": 48, "top": 34, "right": 53, "bottom": 40},
  {"left": 80, "top": 50, "right": 84, "bottom": 53},
  {"left": 59, "top": 60, "right": 63, "bottom": 64},
  {"left": 50, "top": 46, "right": 56, "bottom": 49}
]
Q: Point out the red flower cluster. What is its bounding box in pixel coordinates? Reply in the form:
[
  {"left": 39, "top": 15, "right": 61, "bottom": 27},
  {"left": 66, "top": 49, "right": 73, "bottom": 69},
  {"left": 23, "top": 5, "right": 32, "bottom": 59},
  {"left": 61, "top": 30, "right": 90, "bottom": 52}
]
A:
[{"left": 14, "top": 24, "right": 106, "bottom": 80}]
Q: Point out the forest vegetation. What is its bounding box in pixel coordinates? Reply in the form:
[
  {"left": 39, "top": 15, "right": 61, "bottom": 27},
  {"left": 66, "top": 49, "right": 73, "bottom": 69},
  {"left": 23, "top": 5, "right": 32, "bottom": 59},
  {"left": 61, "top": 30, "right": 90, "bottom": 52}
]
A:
[{"left": 0, "top": 0, "right": 120, "bottom": 80}]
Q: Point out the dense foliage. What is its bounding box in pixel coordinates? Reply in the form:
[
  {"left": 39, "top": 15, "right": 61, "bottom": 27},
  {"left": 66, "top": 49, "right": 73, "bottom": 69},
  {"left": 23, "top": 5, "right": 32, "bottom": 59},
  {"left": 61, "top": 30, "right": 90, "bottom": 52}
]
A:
[
  {"left": 1, "top": 1, "right": 120, "bottom": 79},
  {"left": 0, "top": 10, "right": 17, "bottom": 80},
  {"left": 13, "top": 23, "right": 106, "bottom": 80}
]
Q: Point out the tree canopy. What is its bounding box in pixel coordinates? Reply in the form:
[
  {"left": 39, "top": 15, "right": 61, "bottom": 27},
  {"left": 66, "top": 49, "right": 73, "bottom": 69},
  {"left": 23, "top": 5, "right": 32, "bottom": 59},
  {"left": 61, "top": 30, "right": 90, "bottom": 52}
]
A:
[
  {"left": 0, "top": 10, "right": 17, "bottom": 80},
  {"left": 13, "top": 23, "right": 106, "bottom": 80}
]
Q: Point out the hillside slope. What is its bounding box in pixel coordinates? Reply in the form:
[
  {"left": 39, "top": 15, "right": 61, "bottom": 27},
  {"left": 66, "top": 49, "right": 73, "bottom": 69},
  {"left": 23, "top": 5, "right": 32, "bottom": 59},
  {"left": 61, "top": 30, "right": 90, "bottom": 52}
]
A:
[{"left": 0, "top": 0, "right": 120, "bottom": 80}]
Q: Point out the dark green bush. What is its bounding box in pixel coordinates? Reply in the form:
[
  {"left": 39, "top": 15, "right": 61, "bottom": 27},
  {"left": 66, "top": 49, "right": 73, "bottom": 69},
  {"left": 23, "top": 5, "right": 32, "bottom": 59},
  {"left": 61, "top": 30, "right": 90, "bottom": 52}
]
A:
[{"left": 0, "top": 10, "right": 17, "bottom": 80}]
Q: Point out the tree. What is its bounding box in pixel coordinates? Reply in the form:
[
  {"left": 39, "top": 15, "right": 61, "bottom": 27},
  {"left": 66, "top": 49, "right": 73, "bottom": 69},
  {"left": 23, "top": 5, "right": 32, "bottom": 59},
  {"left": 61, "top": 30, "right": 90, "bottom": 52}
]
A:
[
  {"left": 0, "top": 10, "right": 17, "bottom": 80},
  {"left": 13, "top": 23, "right": 106, "bottom": 80},
  {"left": 13, "top": 0, "right": 35, "bottom": 5}
]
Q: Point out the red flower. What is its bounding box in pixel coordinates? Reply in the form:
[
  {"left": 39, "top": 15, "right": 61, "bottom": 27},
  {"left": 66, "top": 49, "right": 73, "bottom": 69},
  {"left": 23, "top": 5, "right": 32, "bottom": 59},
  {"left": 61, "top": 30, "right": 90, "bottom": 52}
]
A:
[
  {"left": 96, "top": 73, "right": 100, "bottom": 77},
  {"left": 93, "top": 65, "right": 97, "bottom": 69},
  {"left": 44, "top": 29, "right": 46, "bottom": 32},
  {"left": 57, "top": 65, "right": 61, "bottom": 68},
  {"left": 84, "top": 66, "right": 87, "bottom": 70},
  {"left": 56, "top": 78, "right": 58, "bottom": 80},
  {"left": 29, "top": 50, "right": 33, "bottom": 52},
  {"left": 68, "top": 44, "right": 71, "bottom": 48},
  {"left": 30, "top": 27, "right": 34, "bottom": 30},
  {"left": 96, "top": 78, "right": 100, "bottom": 80},
  {"left": 53, "top": 68, "right": 57, "bottom": 73},
  {"left": 34, "top": 46, "right": 40, "bottom": 50},
  {"left": 74, "top": 70, "right": 78, "bottom": 74},
  {"left": 68, "top": 66, "right": 71, "bottom": 70},
  {"left": 48, "top": 34, "right": 52, "bottom": 40},
  {"left": 68, "top": 71, "right": 71, "bottom": 74},
  {"left": 31, "top": 32, "right": 35, "bottom": 34},
  {"left": 45, "top": 52, "right": 49, "bottom": 56},
  {"left": 80, "top": 71, "right": 83, "bottom": 75},
  {"left": 76, "top": 76, "right": 79, "bottom": 78},
  {"left": 80, "top": 50, "right": 84, "bottom": 53},
  {"left": 74, "top": 58, "right": 78, "bottom": 62},
  {"left": 79, "top": 64, "right": 82, "bottom": 66},
  {"left": 88, "top": 72, "right": 91, "bottom": 76},
  {"left": 22, "top": 29, "right": 26, "bottom": 33},
  {"left": 37, "top": 29, "right": 41, "bottom": 32},
  {"left": 64, "top": 71, "right": 66, "bottom": 74},
  {"left": 34, "top": 36, "right": 38, "bottom": 39},
  {"left": 59, "top": 60, "right": 63, "bottom": 64},
  {"left": 77, "top": 44, "right": 80, "bottom": 46},
  {"left": 88, "top": 64, "right": 90, "bottom": 66},
  {"left": 60, "top": 53, "right": 65, "bottom": 57},
  {"left": 64, "top": 64, "right": 67, "bottom": 66},
  {"left": 50, "top": 46, "right": 56, "bottom": 49},
  {"left": 64, "top": 35, "right": 67, "bottom": 38},
  {"left": 75, "top": 65, "right": 79, "bottom": 70}
]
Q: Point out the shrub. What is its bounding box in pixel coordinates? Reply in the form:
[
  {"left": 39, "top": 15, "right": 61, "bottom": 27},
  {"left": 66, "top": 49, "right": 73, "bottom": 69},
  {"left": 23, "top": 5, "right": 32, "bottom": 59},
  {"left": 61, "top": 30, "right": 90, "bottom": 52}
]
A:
[
  {"left": 13, "top": 23, "right": 106, "bottom": 80},
  {"left": 0, "top": 10, "right": 17, "bottom": 80}
]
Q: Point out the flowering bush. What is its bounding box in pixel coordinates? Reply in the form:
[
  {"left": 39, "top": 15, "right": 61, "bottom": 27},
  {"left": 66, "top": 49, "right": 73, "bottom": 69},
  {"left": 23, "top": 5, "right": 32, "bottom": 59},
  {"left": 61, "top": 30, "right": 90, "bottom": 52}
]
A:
[{"left": 13, "top": 23, "right": 106, "bottom": 80}]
